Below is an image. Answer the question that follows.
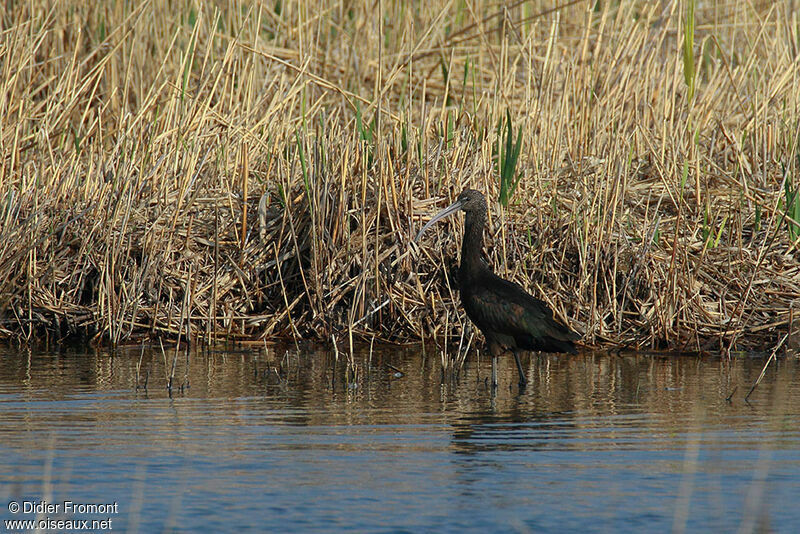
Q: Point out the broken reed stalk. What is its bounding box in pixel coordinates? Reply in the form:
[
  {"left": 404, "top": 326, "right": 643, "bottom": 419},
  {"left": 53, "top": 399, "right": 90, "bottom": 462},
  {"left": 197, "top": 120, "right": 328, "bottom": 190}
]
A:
[
  {"left": 0, "top": 1, "right": 799, "bottom": 354},
  {"left": 744, "top": 333, "right": 789, "bottom": 402}
]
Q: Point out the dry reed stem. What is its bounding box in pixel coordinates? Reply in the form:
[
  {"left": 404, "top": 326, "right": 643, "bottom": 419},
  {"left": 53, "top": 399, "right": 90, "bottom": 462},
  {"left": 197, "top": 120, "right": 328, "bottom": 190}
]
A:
[{"left": 1, "top": 1, "right": 799, "bottom": 352}]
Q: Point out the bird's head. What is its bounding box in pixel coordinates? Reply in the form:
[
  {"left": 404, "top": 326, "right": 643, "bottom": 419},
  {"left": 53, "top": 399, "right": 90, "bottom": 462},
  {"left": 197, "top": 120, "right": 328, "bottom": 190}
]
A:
[
  {"left": 414, "top": 189, "right": 486, "bottom": 242},
  {"left": 455, "top": 189, "right": 487, "bottom": 214}
]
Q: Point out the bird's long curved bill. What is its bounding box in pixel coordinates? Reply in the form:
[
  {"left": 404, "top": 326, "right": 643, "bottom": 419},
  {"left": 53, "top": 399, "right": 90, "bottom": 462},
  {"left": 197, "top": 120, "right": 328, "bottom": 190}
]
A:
[{"left": 414, "top": 199, "right": 464, "bottom": 242}]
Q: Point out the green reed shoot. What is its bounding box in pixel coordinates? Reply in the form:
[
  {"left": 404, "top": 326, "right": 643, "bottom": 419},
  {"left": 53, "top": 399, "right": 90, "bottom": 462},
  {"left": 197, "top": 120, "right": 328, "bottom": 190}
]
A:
[
  {"left": 355, "top": 101, "right": 374, "bottom": 144},
  {"left": 296, "top": 129, "right": 309, "bottom": 193},
  {"left": 355, "top": 101, "right": 375, "bottom": 166},
  {"left": 497, "top": 109, "right": 523, "bottom": 207},
  {"left": 682, "top": 0, "right": 696, "bottom": 103},
  {"left": 783, "top": 168, "right": 800, "bottom": 240}
]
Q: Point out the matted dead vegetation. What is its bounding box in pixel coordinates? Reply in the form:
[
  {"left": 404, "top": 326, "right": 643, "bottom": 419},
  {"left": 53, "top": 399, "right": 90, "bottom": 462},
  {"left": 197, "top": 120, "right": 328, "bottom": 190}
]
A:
[{"left": 1, "top": 0, "right": 799, "bottom": 351}]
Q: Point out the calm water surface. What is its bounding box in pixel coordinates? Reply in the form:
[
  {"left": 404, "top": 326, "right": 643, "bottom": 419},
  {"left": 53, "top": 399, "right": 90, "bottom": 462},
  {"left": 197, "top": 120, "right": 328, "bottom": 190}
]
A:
[{"left": 1, "top": 345, "right": 798, "bottom": 532}]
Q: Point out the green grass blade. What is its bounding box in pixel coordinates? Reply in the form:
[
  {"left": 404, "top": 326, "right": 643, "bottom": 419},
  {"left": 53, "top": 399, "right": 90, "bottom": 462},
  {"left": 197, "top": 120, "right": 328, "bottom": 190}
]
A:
[{"left": 682, "top": 0, "right": 696, "bottom": 103}]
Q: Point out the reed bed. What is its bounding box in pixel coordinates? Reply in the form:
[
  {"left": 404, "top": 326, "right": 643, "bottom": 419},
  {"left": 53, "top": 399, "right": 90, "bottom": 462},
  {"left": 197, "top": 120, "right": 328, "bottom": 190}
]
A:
[{"left": 1, "top": 0, "right": 799, "bottom": 351}]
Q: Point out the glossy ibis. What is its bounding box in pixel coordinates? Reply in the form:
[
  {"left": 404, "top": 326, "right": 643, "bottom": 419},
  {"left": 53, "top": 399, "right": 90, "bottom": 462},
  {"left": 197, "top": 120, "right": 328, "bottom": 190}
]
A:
[{"left": 415, "top": 189, "right": 579, "bottom": 388}]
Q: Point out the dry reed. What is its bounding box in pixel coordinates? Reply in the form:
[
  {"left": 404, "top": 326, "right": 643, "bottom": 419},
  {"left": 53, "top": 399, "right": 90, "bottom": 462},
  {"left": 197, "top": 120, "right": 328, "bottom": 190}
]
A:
[{"left": 1, "top": 1, "right": 799, "bottom": 352}]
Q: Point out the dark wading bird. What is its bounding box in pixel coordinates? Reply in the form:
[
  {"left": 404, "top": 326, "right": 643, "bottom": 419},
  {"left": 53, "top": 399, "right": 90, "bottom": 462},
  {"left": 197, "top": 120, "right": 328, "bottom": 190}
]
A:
[{"left": 415, "top": 189, "right": 579, "bottom": 388}]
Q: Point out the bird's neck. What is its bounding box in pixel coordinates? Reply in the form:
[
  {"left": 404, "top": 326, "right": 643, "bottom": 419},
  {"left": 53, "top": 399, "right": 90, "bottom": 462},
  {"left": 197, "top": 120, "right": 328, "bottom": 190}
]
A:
[{"left": 460, "top": 210, "right": 486, "bottom": 282}]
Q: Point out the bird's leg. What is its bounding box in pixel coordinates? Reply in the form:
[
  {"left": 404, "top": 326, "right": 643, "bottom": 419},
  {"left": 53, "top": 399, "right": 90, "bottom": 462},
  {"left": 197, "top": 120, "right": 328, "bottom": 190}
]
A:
[
  {"left": 491, "top": 354, "right": 498, "bottom": 389},
  {"left": 487, "top": 342, "right": 505, "bottom": 389},
  {"left": 513, "top": 350, "right": 527, "bottom": 388}
]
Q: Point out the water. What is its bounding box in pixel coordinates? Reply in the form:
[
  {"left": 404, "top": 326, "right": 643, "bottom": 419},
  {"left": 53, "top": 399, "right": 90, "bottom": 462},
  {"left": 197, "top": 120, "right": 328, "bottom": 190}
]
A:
[{"left": 1, "top": 345, "right": 798, "bottom": 533}]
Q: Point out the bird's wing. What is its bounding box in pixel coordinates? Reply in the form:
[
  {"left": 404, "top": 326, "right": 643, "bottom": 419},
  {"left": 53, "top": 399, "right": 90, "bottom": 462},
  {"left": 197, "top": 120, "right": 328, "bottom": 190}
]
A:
[{"left": 465, "top": 273, "right": 578, "bottom": 345}]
